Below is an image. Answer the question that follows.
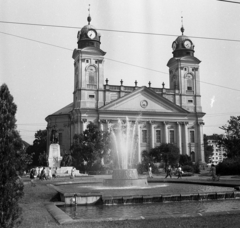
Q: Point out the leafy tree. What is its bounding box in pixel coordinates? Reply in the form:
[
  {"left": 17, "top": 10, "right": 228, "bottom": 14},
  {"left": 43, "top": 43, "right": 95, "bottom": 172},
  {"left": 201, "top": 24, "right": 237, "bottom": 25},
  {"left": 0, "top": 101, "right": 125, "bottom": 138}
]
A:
[
  {"left": 179, "top": 154, "right": 192, "bottom": 166},
  {"left": 219, "top": 116, "right": 240, "bottom": 158},
  {"left": 26, "top": 129, "right": 47, "bottom": 167},
  {"left": 0, "top": 84, "right": 28, "bottom": 228},
  {"left": 71, "top": 122, "right": 111, "bottom": 172},
  {"left": 149, "top": 143, "right": 180, "bottom": 167},
  {"left": 203, "top": 134, "right": 214, "bottom": 163}
]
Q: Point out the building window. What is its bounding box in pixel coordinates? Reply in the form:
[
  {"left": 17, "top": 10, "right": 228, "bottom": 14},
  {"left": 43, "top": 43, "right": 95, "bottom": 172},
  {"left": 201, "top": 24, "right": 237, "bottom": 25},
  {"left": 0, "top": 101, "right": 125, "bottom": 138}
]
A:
[
  {"left": 87, "top": 66, "right": 97, "bottom": 85},
  {"left": 190, "top": 131, "right": 195, "bottom": 143},
  {"left": 187, "top": 77, "right": 193, "bottom": 91},
  {"left": 170, "top": 130, "right": 174, "bottom": 143},
  {"left": 59, "top": 133, "right": 62, "bottom": 145},
  {"left": 89, "top": 95, "right": 95, "bottom": 98},
  {"left": 156, "top": 130, "right": 161, "bottom": 143},
  {"left": 188, "top": 100, "right": 193, "bottom": 103},
  {"left": 142, "top": 130, "right": 147, "bottom": 143}
]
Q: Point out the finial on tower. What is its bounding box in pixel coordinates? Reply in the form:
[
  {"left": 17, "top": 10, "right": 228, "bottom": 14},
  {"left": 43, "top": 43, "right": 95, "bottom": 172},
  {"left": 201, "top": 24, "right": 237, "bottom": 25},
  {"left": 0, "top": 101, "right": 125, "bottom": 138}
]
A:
[
  {"left": 87, "top": 4, "right": 91, "bottom": 25},
  {"left": 180, "top": 15, "right": 184, "bottom": 35}
]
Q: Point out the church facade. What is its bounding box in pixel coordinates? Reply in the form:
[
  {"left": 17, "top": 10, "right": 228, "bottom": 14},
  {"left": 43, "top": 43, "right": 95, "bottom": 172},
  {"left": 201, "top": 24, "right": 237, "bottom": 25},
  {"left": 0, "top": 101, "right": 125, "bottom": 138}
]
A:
[{"left": 45, "top": 15, "right": 205, "bottom": 164}]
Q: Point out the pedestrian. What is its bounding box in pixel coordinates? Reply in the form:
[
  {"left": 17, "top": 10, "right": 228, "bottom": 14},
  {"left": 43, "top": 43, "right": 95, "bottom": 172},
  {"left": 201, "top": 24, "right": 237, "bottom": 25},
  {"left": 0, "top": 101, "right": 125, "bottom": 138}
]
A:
[
  {"left": 48, "top": 167, "right": 52, "bottom": 180},
  {"left": 148, "top": 163, "right": 153, "bottom": 178},
  {"left": 30, "top": 168, "right": 36, "bottom": 186},
  {"left": 70, "top": 167, "right": 75, "bottom": 179},
  {"left": 177, "top": 165, "right": 182, "bottom": 179},
  {"left": 165, "top": 165, "right": 172, "bottom": 178},
  {"left": 211, "top": 164, "right": 219, "bottom": 181},
  {"left": 40, "top": 167, "right": 46, "bottom": 180}
]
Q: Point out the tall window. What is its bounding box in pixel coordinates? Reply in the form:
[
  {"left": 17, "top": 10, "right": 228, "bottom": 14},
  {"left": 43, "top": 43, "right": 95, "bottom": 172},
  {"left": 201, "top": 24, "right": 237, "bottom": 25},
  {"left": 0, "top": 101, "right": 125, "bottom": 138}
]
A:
[
  {"left": 142, "top": 130, "right": 147, "bottom": 143},
  {"left": 87, "top": 66, "right": 97, "bottom": 85},
  {"left": 156, "top": 130, "right": 161, "bottom": 143},
  {"left": 190, "top": 131, "right": 195, "bottom": 143},
  {"left": 170, "top": 130, "right": 174, "bottom": 143}
]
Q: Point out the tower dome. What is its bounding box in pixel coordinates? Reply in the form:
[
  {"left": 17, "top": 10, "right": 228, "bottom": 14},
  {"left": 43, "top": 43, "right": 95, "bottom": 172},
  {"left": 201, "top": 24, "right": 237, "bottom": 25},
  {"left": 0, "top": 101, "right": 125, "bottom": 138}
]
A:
[
  {"left": 171, "top": 26, "right": 195, "bottom": 58},
  {"left": 77, "top": 13, "right": 101, "bottom": 49}
]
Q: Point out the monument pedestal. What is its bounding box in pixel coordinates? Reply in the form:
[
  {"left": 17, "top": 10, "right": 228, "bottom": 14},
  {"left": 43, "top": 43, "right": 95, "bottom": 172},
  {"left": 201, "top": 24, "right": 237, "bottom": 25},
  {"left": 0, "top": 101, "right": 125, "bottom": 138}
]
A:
[{"left": 48, "top": 144, "right": 62, "bottom": 168}]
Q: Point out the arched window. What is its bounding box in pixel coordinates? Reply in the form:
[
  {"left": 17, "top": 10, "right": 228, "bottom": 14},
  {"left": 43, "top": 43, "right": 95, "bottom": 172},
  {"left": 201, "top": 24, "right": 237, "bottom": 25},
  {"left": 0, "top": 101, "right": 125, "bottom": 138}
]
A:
[
  {"left": 87, "top": 66, "right": 97, "bottom": 85},
  {"left": 186, "top": 74, "right": 193, "bottom": 91}
]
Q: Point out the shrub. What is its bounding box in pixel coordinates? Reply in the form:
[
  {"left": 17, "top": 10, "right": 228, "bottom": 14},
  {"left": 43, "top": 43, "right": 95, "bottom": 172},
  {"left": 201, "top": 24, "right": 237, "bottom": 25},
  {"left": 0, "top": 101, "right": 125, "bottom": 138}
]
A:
[
  {"left": 216, "top": 158, "right": 240, "bottom": 175},
  {"left": 193, "top": 162, "right": 200, "bottom": 174},
  {"left": 136, "top": 163, "right": 147, "bottom": 174},
  {"left": 182, "top": 165, "right": 194, "bottom": 173}
]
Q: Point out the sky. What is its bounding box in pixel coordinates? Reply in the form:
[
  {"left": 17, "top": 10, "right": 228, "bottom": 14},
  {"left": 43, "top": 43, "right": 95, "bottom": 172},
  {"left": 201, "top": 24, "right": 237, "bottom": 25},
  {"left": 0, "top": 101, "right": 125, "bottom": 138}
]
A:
[{"left": 1, "top": 0, "right": 240, "bottom": 144}]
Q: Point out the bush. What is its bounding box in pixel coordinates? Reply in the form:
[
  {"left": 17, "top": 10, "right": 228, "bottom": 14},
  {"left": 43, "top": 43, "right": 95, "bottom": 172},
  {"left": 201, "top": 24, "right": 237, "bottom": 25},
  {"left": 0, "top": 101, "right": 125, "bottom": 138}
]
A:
[
  {"left": 182, "top": 165, "right": 194, "bottom": 173},
  {"left": 193, "top": 162, "right": 200, "bottom": 174},
  {"left": 136, "top": 163, "right": 147, "bottom": 174},
  {"left": 216, "top": 158, "right": 240, "bottom": 175}
]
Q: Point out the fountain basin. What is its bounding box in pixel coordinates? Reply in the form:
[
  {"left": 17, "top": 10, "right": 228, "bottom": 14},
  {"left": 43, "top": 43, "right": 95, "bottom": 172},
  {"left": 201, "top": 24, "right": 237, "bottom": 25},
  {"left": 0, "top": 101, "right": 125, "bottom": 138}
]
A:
[{"left": 103, "top": 169, "right": 148, "bottom": 187}]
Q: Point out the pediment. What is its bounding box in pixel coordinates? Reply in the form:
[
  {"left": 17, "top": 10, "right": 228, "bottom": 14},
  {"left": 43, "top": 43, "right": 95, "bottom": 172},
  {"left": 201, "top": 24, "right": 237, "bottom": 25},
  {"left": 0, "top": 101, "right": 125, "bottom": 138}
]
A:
[{"left": 99, "top": 87, "right": 188, "bottom": 114}]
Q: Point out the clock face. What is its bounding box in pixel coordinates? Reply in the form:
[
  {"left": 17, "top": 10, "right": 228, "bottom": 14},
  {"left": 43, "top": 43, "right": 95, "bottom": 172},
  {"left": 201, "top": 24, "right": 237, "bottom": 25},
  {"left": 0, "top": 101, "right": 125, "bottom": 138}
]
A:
[
  {"left": 172, "top": 42, "right": 177, "bottom": 51},
  {"left": 87, "top": 30, "right": 96, "bottom": 39},
  {"left": 184, "top": 40, "right": 192, "bottom": 49}
]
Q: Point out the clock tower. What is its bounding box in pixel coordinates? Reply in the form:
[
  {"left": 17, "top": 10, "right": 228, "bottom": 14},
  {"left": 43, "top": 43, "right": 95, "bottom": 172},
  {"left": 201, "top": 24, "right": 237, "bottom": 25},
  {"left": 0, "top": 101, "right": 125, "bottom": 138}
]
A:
[
  {"left": 167, "top": 26, "right": 202, "bottom": 113},
  {"left": 71, "top": 13, "right": 106, "bottom": 134}
]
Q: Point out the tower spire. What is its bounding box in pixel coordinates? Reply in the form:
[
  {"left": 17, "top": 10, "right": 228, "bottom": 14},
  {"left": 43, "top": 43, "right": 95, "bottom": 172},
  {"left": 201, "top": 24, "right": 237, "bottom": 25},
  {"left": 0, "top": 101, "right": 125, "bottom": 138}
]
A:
[
  {"left": 180, "top": 15, "right": 184, "bottom": 35},
  {"left": 87, "top": 4, "right": 91, "bottom": 25}
]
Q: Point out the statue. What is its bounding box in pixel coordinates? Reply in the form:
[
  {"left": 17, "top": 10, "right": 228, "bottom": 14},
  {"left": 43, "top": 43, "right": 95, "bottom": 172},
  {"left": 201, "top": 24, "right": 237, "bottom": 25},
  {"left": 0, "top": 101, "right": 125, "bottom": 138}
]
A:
[{"left": 50, "top": 127, "right": 59, "bottom": 144}]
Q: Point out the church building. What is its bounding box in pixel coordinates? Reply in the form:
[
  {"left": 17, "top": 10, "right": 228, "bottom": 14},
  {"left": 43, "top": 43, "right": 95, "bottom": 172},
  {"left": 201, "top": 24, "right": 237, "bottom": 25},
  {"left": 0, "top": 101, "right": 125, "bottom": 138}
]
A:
[{"left": 45, "top": 14, "right": 206, "bottom": 164}]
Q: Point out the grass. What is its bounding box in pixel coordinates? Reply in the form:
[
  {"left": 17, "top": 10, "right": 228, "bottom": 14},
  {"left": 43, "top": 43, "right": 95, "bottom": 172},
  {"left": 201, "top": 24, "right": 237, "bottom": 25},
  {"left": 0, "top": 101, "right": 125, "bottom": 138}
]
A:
[{"left": 18, "top": 176, "right": 240, "bottom": 228}]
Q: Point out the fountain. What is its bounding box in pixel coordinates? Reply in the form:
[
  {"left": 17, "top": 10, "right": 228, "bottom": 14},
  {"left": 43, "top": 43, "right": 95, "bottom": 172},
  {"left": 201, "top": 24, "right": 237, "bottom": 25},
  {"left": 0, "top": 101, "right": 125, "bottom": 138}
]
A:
[{"left": 103, "top": 118, "right": 148, "bottom": 187}]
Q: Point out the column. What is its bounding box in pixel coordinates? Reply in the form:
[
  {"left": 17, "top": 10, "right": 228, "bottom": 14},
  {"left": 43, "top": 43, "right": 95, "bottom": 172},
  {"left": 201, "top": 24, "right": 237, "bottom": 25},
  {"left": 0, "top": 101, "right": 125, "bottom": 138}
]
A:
[
  {"left": 177, "top": 122, "right": 182, "bottom": 154},
  {"left": 183, "top": 122, "right": 188, "bottom": 155},
  {"left": 137, "top": 124, "right": 141, "bottom": 163},
  {"left": 163, "top": 122, "right": 168, "bottom": 143},
  {"left": 198, "top": 122, "right": 205, "bottom": 163},
  {"left": 150, "top": 121, "right": 155, "bottom": 149}
]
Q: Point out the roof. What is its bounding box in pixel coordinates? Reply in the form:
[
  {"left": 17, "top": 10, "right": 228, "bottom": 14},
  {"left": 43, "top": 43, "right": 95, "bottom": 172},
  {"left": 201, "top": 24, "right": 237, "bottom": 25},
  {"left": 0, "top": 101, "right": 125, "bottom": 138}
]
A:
[{"left": 49, "top": 103, "right": 73, "bottom": 116}]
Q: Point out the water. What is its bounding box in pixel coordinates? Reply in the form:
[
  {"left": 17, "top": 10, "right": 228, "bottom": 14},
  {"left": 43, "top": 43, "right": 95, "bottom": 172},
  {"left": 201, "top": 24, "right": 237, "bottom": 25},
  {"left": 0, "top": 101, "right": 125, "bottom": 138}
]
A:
[
  {"left": 56, "top": 182, "right": 235, "bottom": 197},
  {"left": 110, "top": 117, "right": 138, "bottom": 169},
  {"left": 60, "top": 199, "right": 240, "bottom": 220}
]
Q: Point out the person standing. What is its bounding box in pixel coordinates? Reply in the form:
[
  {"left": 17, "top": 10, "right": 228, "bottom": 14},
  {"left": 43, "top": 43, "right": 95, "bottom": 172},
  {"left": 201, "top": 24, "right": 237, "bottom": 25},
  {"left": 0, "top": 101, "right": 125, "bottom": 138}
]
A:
[
  {"left": 165, "top": 165, "right": 172, "bottom": 178},
  {"left": 30, "top": 168, "right": 36, "bottom": 186},
  {"left": 70, "top": 167, "right": 75, "bottom": 179},
  {"left": 48, "top": 167, "right": 52, "bottom": 180},
  {"left": 177, "top": 165, "right": 182, "bottom": 179},
  {"left": 148, "top": 163, "right": 153, "bottom": 178}
]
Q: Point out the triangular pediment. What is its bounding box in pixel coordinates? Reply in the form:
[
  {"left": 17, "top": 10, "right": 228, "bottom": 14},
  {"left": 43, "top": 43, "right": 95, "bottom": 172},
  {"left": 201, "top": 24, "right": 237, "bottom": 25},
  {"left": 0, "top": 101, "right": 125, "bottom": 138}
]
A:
[{"left": 99, "top": 87, "right": 188, "bottom": 114}]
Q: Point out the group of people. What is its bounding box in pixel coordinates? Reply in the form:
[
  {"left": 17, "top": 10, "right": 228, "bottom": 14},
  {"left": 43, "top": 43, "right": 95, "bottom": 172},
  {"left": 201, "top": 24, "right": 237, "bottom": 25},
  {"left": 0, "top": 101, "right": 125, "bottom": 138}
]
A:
[
  {"left": 165, "top": 165, "right": 183, "bottom": 179},
  {"left": 29, "top": 167, "right": 57, "bottom": 186},
  {"left": 148, "top": 163, "right": 183, "bottom": 179}
]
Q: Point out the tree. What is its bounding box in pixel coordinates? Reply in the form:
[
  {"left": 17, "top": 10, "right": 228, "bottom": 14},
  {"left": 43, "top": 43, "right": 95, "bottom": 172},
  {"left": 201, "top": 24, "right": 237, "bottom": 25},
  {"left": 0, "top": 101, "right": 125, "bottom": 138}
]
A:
[
  {"left": 71, "top": 122, "right": 111, "bottom": 172},
  {"left": 26, "top": 129, "right": 47, "bottom": 167},
  {"left": 0, "top": 84, "right": 28, "bottom": 228},
  {"left": 203, "top": 134, "right": 214, "bottom": 163},
  {"left": 149, "top": 143, "right": 180, "bottom": 167},
  {"left": 219, "top": 116, "right": 240, "bottom": 158}
]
